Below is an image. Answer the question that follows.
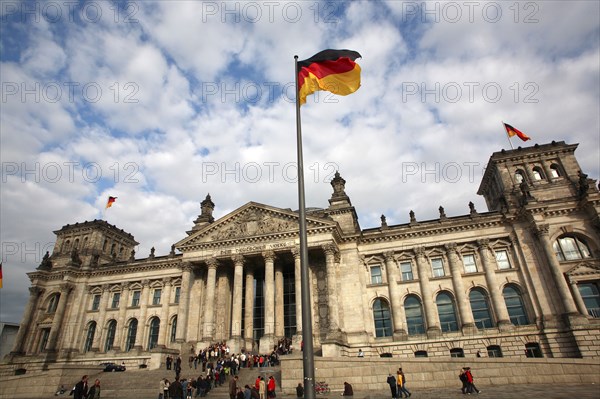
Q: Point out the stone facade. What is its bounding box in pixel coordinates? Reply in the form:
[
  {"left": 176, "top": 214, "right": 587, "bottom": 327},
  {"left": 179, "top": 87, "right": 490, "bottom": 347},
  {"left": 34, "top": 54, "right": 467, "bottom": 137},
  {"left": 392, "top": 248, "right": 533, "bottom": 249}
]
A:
[{"left": 4, "top": 141, "right": 600, "bottom": 371}]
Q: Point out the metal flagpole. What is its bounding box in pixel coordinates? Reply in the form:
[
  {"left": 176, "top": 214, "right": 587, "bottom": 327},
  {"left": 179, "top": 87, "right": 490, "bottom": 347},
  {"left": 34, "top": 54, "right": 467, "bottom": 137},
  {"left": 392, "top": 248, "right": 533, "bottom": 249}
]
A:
[
  {"left": 294, "top": 54, "right": 316, "bottom": 399},
  {"left": 502, "top": 121, "right": 514, "bottom": 150}
]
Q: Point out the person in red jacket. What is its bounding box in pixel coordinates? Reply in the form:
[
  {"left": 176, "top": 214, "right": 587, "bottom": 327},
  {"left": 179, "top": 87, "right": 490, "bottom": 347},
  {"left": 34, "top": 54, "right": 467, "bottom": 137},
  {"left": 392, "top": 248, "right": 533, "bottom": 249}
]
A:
[{"left": 267, "top": 376, "right": 276, "bottom": 398}]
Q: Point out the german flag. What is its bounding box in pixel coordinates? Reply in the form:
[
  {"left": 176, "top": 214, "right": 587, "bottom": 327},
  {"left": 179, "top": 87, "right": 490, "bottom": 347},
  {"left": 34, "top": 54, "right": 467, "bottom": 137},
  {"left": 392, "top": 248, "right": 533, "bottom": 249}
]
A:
[
  {"left": 504, "top": 123, "right": 531, "bottom": 141},
  {"left": 105, "top": 196, "right": 117, "bottom": 209},
  {"left": 297, "top": 49, "right": 362, "bottom": 105}
]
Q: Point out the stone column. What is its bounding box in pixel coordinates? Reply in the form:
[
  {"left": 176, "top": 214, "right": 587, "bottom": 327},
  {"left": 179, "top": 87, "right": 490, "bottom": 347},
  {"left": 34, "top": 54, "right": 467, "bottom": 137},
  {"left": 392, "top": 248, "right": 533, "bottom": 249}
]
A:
[
  {"left": 292, "top": 247, "right": 302, "bottom": 336},
  {"left": 46, "top": 283, "right": 74, "bottom": 352},
  {"left": 157, "top": 277, "right": 173, "bottom": 348},
  {"left": 114, "top": 282, "right": 130, "bottom": 351},
  {"left": 135, "top": 279, "right": 151, "bottom": 349},
  {"left": 478, "top": 240, "right": 512, "bottom": 329},
  {"left": 10, "top": 287, "right": 44, "bottom": 355},
  {"left": 323, "top": 244, "right": 340, "bottom": 333},
  {"left": 92, "top": 284, "right": 111, "bottom": 351},
  {"left": 533, "top": 224, "right": 582, "bottom": 323},
  {"left": 383, "top": 252, "right": 406, "bottom": 338},
  {"left": 244, "top": 265, "right": 255, "bottom": 347},
  {"left": 176, "top": 263, "right": 194, "bottom": 343},
  {"left": 569, "top": 279, "right": 589, "bottom": 316},
  {"left": 228, "top": 255, "right": 244, "bottom": 353},
  {"left": 260, "top": 251, "right": 275, "bottom": 352},
  {"left": 414, "top": 247, "right": 440, "bottom": 336},
  {"left": 275, "top": 262, "right": 285, "bottom": 338},
  {"left": 445, "top": 244, "right": 476, "bottom": 333},
  {"left": 202, "top": 258, "right": 218, "bottom": 341}
]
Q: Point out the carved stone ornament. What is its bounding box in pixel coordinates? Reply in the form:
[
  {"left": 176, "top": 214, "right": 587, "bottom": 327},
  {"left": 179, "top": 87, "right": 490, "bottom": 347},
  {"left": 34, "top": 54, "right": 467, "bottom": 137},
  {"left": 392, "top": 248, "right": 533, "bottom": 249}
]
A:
[{"left": 212, "top": 210, "right": 296, "bottom": 240}]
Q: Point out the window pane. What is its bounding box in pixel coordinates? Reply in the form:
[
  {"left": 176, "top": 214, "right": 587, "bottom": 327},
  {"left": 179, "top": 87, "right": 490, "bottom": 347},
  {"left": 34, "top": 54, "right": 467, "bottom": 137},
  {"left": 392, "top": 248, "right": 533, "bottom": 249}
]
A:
[
  {"left": 84, "top": 322, "right": 96, "bottom": 352},
  {"left": 503, "top": 286, "right": 529, "bottom": 325},
  {"left": 400, "top": 262, "right": 413, "bottom": 281},
  {"left": 148, "top": 318, "right": 160, "bottom": 350},
  {"left": 436, "top": 292, "right": 458, "bottom": 332},
  {"left": 404, "top": 296, "right": 425, "bottom": 335},
  {"left": 104, "top": 321, "right": 116, "bottom": 352},
  {"left": 373, "top": 298, "right": 392, "bottom": 337},
  {"left": 152, "top": 289, "right": 162, "bottom": 305},
  {"left": 132, "top": 291, "right": 140, "bottom": 307},
  {"left": 550, "top": 165, "right": 560, "bottom": 178},
  {"left": 174, "top": 287, "right": 181, "bottom": 304},
  {"left": 170, "top": 317, "right": 178, "bottom": 343},
  {"left": 532, "top": 169, "right": 542, "bottom": 180},
  {"left": 495, "top": 250, "right": 511, "bottom": 269},
  {"left": 371, "top": 266, "right": 383, "bottom": 284},
  {"left": 463, "top": 254, "right": 477, "bottom": 273},
  {"left": 91, "top": 294, "right": 101, "bottom": 311},
  {"left": 111, "top": 293, "right": 120, "bottom": 308},
  {"left": 578, "top": 283, "right": 600, "bottom": 318},
  {"left": 470, "top": 289, "right": 494, "bottom": 329},
  {"left": 431, "top": 258, "right": 445, "bottom": 277},
  {"left": 560, "top": 237, "right": 581, "bottom": 260},
  {"left": 126, "top": 319, "right": 138, "bottom": 351}
]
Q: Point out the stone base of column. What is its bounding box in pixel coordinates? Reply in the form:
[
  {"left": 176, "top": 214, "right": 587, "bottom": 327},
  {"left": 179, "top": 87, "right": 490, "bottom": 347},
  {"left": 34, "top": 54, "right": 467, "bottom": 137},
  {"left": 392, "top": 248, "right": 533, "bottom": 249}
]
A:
[
  {"left": 227, "top": 336, "right": 243, "bottom": 354},
  {"left": 392, "top": 329, "right": 408, "bottom": 341},
  {"left": 426, "top": 326, "right": 442, "bottom": 339},
  {"left": 259, "top": 334, "right": 275, "bottom": 354},
  {"left": 461, "top": 323, "right": 478, "bottom": 336},
  {"left": 564, "top": 312, "right": 589, "bottom": 327},
  {"left": 497, "top": 320, "right": 515, "bottom": 332}
]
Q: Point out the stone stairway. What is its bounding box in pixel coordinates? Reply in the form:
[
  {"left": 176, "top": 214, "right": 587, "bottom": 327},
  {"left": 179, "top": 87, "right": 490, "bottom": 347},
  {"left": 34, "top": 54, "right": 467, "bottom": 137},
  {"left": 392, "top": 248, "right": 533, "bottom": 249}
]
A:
[{"left": 46, "top": 365, "right": 282, "bottom": 399}]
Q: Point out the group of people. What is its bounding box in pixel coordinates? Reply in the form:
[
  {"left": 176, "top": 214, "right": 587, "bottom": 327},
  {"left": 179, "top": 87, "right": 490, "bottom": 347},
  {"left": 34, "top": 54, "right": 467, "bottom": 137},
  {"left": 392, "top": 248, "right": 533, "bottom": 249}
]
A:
[
  {"left": 72, "top": 375, "right": 101, "bottom": 399},
  {"left": 386, "top": 368, "right": 411, "bottom": 399}
]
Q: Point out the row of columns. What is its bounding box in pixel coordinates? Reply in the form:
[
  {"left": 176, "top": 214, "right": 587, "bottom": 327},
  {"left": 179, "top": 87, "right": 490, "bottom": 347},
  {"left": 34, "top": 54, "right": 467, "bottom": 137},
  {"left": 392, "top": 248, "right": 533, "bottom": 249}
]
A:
[
  {"left": 385, "top": 242, "right": 521, "bottom": 336},
  {"left": 187, "top": 245, "right": 339, "bottom": 352}
]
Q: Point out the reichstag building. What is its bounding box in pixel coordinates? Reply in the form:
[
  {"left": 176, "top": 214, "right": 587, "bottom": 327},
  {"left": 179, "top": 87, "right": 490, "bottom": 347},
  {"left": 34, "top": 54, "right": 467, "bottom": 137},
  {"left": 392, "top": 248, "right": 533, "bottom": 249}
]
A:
[{"left": 5, "top": 141, "right": 600, "bottom": 371}]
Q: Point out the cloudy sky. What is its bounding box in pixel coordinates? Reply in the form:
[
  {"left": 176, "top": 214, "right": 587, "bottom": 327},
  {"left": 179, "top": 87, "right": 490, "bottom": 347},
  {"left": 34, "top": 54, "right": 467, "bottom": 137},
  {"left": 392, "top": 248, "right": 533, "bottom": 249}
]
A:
[{"left": 1, "top": 1, "right": 599, "bottom": 323}]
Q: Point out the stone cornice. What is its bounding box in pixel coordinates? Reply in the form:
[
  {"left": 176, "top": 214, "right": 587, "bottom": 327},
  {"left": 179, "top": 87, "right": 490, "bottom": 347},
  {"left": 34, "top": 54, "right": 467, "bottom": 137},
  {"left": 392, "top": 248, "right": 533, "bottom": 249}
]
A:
[{"left": 359, "top": 212, "right": 506, "bottom": 244}]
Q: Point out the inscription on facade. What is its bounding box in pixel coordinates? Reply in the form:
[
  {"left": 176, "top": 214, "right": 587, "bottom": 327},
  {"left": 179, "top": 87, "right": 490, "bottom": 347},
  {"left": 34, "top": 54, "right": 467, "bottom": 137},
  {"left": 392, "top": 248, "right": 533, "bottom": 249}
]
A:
[{"left": 218, "top": 241, "right": 295, "bottom": 256}]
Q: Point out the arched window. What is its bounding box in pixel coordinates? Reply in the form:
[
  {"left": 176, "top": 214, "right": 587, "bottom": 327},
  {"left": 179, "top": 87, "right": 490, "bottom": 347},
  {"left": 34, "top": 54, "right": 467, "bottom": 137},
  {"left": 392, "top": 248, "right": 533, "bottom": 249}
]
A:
[
  {"left": 553, "top": 236, "right": 591, "bottom": 261},
  {"left": 104, "top": 320, "right": 117, "bottom": 352},
  {"left": 148, "top": 317, "right": 160, "bottom": 350},
  {"left": 404, "top": 296, "right": 425, "bottom": 335},
  {"left": 532, "top": 167, "right": 544, "bottom": 181},
  {"left": 170, "top": 316, "right": 178, "bottom": 343},
  {"left": 503, "top": 285, "right": 529, "bottom": 325},
  {"left": 450, "top": 348, "right": 464, "bottom": 357},
  {"left": 470, "top": 289, "right": 494, "bottom": 329},
  {"left": 515, "top": 170, "right": 525, "bottom": 184},
  {"left": 550, "top": 164, "right": 561, "bottom": 178},
  {"left": 487, "top": 345, "right": 503, "bottom": 358},
  {"left": 525, "top": 342, "right": 543, "bottom": 358},
  {"left": 578, "top": 282, "right": 600, "bottom": 318},
  {"left": 84, "top": 321, "right": 96, "bottom": 353},
  {"left": 125, "top": 319, "right": 138, "bottom": 352},
  {"left": 373, "top": 298, "right": 393, "bottom": 337},
  {"left": 47, "top": 294, "right": 60, "bottom": 313},
  {"left": 436, "top": 292, "right": 459, "bottom": 332}
]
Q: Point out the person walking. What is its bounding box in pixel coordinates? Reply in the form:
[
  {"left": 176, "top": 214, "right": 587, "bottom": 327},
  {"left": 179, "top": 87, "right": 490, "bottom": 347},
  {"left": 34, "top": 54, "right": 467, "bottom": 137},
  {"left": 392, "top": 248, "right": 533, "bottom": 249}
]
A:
[
  {"left": 87, "top": 379, "right": 101, "bottom": 399},
  {"left": 465, "top": 367, "right": 481, "bottom": 394},
  {"left": 459, "top": 368, "right": 469, "bottom": 394},
  {"left": 386, "top": 373, "right": 397, "bottom": 399},
  {"left": 73, "top": 375, "right": 88, "bottom": 399},
  {"left": 229, "top": 376, "right": 239, "bottom": 399},
  {"left": 396, "top": 369, "right": 411, "bottom": 398},
  {"left": 267, "top": 376, "right": 276, "bottom": 398}
]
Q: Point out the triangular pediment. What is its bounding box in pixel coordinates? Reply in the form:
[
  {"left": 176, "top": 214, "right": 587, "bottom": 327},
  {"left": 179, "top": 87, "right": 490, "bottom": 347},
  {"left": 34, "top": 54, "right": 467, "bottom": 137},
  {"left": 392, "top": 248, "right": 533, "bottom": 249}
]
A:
[
  {"left": 566, "top": 261, "right": 600, "bottom": 278},
  {"left": 176, "top": 202, "right": 336, "bottom": 250}
]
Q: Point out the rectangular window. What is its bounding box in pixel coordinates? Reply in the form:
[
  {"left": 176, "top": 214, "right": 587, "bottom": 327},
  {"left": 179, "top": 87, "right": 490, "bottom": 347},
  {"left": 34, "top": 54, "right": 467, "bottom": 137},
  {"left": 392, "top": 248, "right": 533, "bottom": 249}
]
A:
[
  {"left": 131, "top": 290, "right": 140, "bottom": 307},
  {"left": 152, "top": 289, "right": 162, "bottom": 305},
  {"left": 400, "top": 262, "right": 413, "bottom": 281},
  {"left": 431, "top": 258, "right": 445, "bottom": 277},
  {"left": 91, "top": 294, "right": 101, "bottom": 311},
  {"left": 174, "top": 287, "right": 181, "bottom": 304},
  {"left": 111, "top": 292, "right": 121, "bottom": 308},
  {"left": 495, "top": 250, "right": 511, "bottom": 269},
  {"left": 39, "top": 328, "right": 50, "bottom": 352},
  {"left": 370, "top": 265, "right": 383, "bottom": 284},
  {"left": 463, "top": 254, "right": 477, "bottom": 273}
]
